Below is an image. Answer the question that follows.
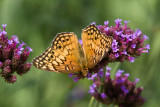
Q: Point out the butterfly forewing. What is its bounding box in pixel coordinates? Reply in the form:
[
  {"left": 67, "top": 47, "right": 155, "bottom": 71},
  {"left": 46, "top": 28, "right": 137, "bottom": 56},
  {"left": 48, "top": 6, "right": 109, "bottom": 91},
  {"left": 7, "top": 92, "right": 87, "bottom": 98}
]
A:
[
  {"left": 33, "top": 32, "right": 82, "bottom": 73},
  {"left": 82, "top": 24, "right": 113, "bottom": 68}
]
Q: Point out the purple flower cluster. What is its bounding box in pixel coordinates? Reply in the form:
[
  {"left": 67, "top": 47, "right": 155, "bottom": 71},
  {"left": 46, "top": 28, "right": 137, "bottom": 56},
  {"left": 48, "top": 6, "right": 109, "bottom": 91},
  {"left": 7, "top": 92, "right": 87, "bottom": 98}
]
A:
[
  {"left": 98, "top": 19, "right": 150, "bottom": 63},
  {"left": 0, "top": 24, "right": 32, "bottom": 83},
  {"left": 88, "top": 67, "right": 145, "bottom": 107},
  {"left": 68, "top": 19, "right": 150, "bottom": 80}
]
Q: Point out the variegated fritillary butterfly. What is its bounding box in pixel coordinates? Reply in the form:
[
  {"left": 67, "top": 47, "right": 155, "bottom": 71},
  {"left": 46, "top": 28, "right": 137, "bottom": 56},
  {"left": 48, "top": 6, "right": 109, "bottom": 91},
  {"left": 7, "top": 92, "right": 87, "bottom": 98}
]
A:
[{"left": 33, "top": 24, "right": 113, "bottom": 76}]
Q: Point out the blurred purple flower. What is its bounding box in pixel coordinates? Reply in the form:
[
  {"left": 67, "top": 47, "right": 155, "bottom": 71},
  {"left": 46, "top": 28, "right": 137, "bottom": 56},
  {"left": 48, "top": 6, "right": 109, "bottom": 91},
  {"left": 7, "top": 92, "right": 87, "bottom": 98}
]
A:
[
  {"left": 88, "top": 67, "right": 145, "bottom": 107},
  {"left": 0, "top": 24, "right": 33, "bottom": 83}
]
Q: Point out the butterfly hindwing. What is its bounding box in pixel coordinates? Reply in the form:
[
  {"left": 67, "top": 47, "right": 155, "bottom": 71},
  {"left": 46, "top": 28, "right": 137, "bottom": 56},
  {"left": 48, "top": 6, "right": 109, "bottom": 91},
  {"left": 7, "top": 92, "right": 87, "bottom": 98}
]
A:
[
  {"left": 82, "top": 24, "right": 113, "bottom": 68},
  {"left": 33, "top": 32, "right": 82, "bottom": 73}
]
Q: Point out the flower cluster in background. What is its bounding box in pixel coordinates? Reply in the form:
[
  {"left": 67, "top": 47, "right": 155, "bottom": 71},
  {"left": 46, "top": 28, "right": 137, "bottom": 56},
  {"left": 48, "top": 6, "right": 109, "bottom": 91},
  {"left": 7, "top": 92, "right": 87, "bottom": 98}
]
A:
[
  {"left": 0, "top": 24, "right": 32, "bottom": 83},
  {"left": 88, "top": 67, "right": 145, "bottom": 107},
  {"left": 68, "top": 19, "right": 150, "bottom": 81}
]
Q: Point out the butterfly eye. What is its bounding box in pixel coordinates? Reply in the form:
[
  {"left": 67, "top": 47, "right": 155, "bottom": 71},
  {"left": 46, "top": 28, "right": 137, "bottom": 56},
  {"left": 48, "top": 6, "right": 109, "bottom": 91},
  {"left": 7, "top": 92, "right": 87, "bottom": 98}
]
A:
[
  {"left": 48, "top": 59, "right": 51, "bottom": 61},
  {"left": 52, "top": 51, "right": 54, "bottom": 54},
  {"left": 91, "top": 33, "right": 93, "bottom": 35},
  {"left": 66, "top": 39, "right": 69, "bottom": 41},
  {"left": 88, "top": 33, "right": 90, "bottom": 35},
  {"left": 62, "top": 40, "right": 65, "bottom": 42}
]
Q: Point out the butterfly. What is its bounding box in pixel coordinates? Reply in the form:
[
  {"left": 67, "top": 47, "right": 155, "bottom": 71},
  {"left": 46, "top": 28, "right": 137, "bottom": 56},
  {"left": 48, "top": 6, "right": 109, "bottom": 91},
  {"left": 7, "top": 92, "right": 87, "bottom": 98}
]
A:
[{"left": 33, "top": 24, "right": 113, "bottom": 76}]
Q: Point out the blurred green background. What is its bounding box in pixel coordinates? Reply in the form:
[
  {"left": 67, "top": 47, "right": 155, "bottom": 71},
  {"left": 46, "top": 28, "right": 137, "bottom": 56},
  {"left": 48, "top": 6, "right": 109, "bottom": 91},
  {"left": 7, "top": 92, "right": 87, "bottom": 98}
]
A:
[{"left": 0, "top": 0, "right": 159, "bottom": 107}]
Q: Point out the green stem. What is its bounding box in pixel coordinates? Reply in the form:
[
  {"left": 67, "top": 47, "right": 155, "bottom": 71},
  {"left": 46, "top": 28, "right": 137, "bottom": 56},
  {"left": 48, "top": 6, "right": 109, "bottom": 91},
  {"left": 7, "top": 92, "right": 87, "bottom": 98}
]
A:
[
  {"left": 94, "top": 100, "right": 99, "bottom": 107},
  {"left": 110, "top": 62, "right": 120, "bottom": 78},
  {"left": 98, "top": 102, "right": 103, "bottom": 107},
  {"left": 113, "top": 105, "right": 118, "bottom": 107},
  {"left": 88, "top": 96, "right": 94, "bottom": 107}
]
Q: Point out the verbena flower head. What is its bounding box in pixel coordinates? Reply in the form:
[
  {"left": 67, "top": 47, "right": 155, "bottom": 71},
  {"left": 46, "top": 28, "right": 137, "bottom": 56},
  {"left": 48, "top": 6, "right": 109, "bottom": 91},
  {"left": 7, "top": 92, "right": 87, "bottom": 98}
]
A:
[
  {"left": 88, "top": 67, "right": 145, "bottom": 107},
  {"left": 0, "top": 24, "right": 33, "bottom": 83},
  {"left": 68, "top": 19, "right": 150, "bottom": 81},
  {"left": 98, "top": 19, "right": 150, "bottom": 63}
]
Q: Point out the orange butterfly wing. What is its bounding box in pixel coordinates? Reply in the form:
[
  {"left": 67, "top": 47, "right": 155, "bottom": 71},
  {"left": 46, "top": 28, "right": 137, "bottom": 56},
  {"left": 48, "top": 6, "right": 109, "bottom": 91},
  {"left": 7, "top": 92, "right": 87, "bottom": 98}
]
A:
[
  {"left": 82, "top": 24, "right": 113, "bottom": 68},
  {"left": 33, "top": 32, "right": 82, "bottom": 73}
]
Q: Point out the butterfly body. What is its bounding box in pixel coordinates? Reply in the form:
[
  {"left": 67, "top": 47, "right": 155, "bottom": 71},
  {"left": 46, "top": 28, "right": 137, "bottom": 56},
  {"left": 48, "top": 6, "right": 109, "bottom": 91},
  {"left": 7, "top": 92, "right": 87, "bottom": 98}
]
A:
[{"left": 33, "top": 24, "right": 113, "bottom": 76}]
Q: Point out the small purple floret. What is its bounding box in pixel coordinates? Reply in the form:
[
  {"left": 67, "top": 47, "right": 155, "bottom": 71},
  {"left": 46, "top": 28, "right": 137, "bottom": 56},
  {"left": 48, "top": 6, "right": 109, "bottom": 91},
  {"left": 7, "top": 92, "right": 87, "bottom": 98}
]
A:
[
  {"left": 2, "top": 31, "right": 7, "bottom": 35},
  {"left": 88, "top": 86, "right": 95, "bottom": 94},
  {"left": 115, "top": 18, "right": 122, "bottom": 25},
  {"left": 101, "top": 93, "right": 107, "bottom": 99},
  {"left": 68, "top": 73, "right": 73, "bottom": 78},
  {"left": 92, "top": 83, "right": 97, "bottom": 88},
  {"left": 73, "top": 77, "right": 79, "bottom": 82},
  {"left": 143, "top": 35, "right": 148, "bottom": 40},
  {"left": 98, "top": 71, "right": 104, "bottom": 77},
  {"left": 117, "top": 70, "right": 124, "bottom": 74},
  {"left": 104, "top": 21, "right": 109, "bottom": 26},
  {"left": 116, "top": 79, "right": 123, "bottom": 83},
  {"left": 115, "top": 53, "right": 119, "bottom": 58},
  {"left": 124, "top": 73, "right": 130, "bottom": 77},
  {"left": 104, "top": 27, "right": 110, "bottom": 31},
  {"left": 12, "top": 35, "right": 20, "bottom": 43},
  {"left": 124, "top": 21, "right": 130, "bottom": 25},
  {"left": 87, "top": 73, "right": 92, "bottom": 78},
  {"left": 131, "top": 44, "right": 136, "bottom": 48},
  {"left": 105, "top": 72, "right": 110, "bottom": 77},
  {"left": 88, "top": 73, "right": 98, "bottom": 80},
  {"left": 135, "top": 78, "right": 140, "bottom": 83},
  {"left": 121, "top": 85, "right": 129, "bottom": 94},
  {"left": 7, "top": 40, "right": 13, "bottom": 45},
  {"left": 90, "top": 22, "right": 96, "bottom": 25},
  {"left": 79, "top": 39, "right": 83, "bottom": 45},
  {"left": 136, "top": 30, "right": 142, "bottom": 36},
  {"left": 128, "top": 56, "right": 135, "bottom": 63},
  {"left": 116, "top": 72, "right": 121, "bottom": 78},
  {"left": 2, "top": 24, "right": 7, "bottom": 28},
  {"left": 26, "top": 46, "right": 33, "bottom": 52},
  {"left": 106, "top": 67, "right": 112, "bottom": 71},
  {"left": 145, "top": 44, "right": 150, "bottom": 50}
]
